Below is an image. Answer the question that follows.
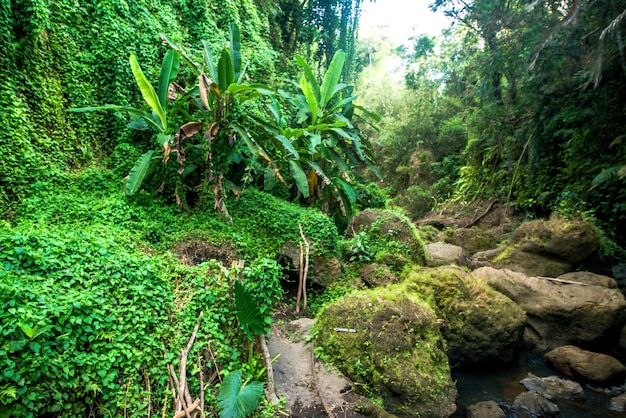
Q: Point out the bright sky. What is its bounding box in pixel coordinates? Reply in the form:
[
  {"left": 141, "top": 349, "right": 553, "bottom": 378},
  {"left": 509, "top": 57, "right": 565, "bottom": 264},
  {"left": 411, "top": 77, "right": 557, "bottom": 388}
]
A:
[{"left": 359, "top": 0, "right": 452, "bottom": 45}]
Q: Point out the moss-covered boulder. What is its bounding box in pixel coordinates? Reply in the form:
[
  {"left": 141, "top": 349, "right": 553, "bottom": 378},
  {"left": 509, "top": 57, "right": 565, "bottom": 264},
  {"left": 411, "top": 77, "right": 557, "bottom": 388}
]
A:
[
  {"left": 404, "top": 266, "right": 526, "bottom": 369},
  {"left": 472, "top": 216, "right": 601, "bottom": 277},
  {"left": 315, "top": 287, "right": 457, "bottom": 417},
  {"left": 346, "top": 209, "right": 425, "bottom": 268}
]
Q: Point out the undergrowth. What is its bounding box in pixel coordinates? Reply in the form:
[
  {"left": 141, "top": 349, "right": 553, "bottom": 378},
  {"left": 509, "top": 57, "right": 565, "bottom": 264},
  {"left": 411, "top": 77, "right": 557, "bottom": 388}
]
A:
[{"left": 0, "top": 168, "right": 329, "bottom": 417}]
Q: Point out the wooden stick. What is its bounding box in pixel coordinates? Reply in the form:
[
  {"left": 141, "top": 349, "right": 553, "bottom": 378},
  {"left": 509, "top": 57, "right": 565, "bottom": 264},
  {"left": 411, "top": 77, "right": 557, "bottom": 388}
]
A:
[
  {"left": 179, "top": 312, "right": 203, "bottom": 417},
  {"left": 257, "top": 334, "right": 280, "bottom": 405},
  {"left": 536, "top": 276, "right": 589, "bottom": 286},
  {"left": 296, "top": 241, "right": 304, "bottom": 313},
  {"left": 143, "top": 369, "right": 152, "bottom": 418},
  {"left": 299, "top": 224, "right": 310, "bottom": 314},
  {"left": 173, "top": 399, "right": 200, "bottom": 418},
  {"left": 197, "top": 353, "right": 205, "bottom": 417}
]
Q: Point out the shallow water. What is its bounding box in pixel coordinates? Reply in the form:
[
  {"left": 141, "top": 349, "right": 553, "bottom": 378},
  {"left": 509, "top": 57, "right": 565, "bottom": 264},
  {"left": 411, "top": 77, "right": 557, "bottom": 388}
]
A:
[{"left": 452, "top": 351, "right": 626, "bottom": 417}]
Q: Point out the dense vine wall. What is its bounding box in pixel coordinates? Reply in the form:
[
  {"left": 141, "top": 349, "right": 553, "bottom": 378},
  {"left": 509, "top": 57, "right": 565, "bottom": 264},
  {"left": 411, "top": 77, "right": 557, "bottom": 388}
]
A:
[{"left": 0, "top": 0, "right": 276, "bottom": 215}]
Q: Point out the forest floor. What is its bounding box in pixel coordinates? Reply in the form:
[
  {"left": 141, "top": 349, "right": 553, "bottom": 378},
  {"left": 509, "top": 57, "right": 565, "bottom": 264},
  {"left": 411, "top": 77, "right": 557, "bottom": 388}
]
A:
[{"left": 268, "top": 315, "right": 368, "bottom": 417}]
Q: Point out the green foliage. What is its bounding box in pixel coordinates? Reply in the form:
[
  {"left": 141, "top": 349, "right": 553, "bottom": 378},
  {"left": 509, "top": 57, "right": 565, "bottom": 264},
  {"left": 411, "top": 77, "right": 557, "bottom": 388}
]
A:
[
  {"left": 258, "top": 50, "right": 381, "bottom": 215},
  {"left": 234, "top": 281, "right": 266, "bottom": 341},
  {"left": 217, "top": 370, "right": 264, "bottom": 418},
  {"left": 228, "top": 188, "right": 339, "bottom": 257},
  {"left": 1, "top": 0, "right": 277, "bottom": 216}
]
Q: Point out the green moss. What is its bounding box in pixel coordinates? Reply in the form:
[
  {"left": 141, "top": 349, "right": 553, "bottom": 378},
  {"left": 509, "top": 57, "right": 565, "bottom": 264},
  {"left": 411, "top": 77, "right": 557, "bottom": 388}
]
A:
[
  {"left": 315, "top": 285, "right": 457, "bottom": 417},
  {"left": 402, "top": 266, "right": 526, "bottom": 368}
]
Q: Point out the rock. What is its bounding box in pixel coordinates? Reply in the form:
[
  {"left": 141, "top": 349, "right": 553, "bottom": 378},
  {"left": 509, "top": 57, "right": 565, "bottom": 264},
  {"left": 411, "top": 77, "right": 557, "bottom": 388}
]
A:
[
  {"left": 512, "top": 392, "right": 560, "bottom": 417},
  {"left": 557, "top": 271, "right": 618, "bottom": 288},
  {"left": 475, "top": 216, "right": 601, "bottom": 277},
  {"left": 404, "top": 266, "right": 526, "bottom": 369},
  {"left": 474, "top": 267, "right": 626, "bottom": 350},
  {"left": 310, "top": 255, "right": 342, "bottom": 286},
  {"left": 346, "top": 210, "right": 425, "bottom": 267},
  {"left": 610, "top": 393, "right": 626, "bottom": 412},
  {"left": 315, "top": 286, "right": 457, "bottom": 417},
  {"left": 511, "top": 216, "right": 600, "bottom": 263},
  {"left": 280, "top": 242, "right": 342, "bottom": 287},
  {"left": 544, "top": 345, "right": 626, "bottom": 384},
  {"left": 467, "top": 400, "right": 506, "bottom": 418},
  {"left": 445, "top": 228, "right": 499, "bottom": 255},
  {"left": 360, "top": 263, "right": 398, "bottom": 287},
  {"left": 424, "top": 242, "right": 465, "bottom": 267},
  {"left": 520, "top": 373, "right": 584, "bottom": 400}
]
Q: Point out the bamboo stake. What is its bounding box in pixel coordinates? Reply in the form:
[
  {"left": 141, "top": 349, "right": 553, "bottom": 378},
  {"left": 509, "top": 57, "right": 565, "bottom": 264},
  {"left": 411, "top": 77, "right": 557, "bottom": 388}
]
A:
[
  {"left": 299, "top": 224, "right": 310, "bottom": 314},
  {"left": 257, "top": 334, "right": 280, "bottom": 405},
  {"left": 296, "top": 241, "right": 304, "bottom": 313}
]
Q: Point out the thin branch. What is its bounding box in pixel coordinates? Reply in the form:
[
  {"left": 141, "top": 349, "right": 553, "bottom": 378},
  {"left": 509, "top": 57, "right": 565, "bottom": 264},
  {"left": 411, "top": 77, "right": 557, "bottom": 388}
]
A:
[
  {"left": 296, "top": 241, "right": 304, "bottom": 313},
  {"left": 197, "top": 353, "right": 205, "bottom": 417},
  {"left": 257, "top": 334, "right": 280, "bottom": 405},
  {"left": 536, "top": 276, "right": 589, "bottom": 286},
  {"left": 173, "top": 399, "right": 201, "bottom": 418}
]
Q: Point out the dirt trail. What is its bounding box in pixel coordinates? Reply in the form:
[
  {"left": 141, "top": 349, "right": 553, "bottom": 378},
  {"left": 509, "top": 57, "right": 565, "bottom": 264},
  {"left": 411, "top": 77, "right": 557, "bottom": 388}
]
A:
[{"left": 267, "top": 318, "right": 367, "bottom": 417}]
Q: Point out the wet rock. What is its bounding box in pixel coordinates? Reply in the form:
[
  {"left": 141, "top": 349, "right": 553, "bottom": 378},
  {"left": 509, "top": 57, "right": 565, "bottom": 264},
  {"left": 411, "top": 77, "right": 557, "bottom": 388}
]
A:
[
  {"left": 473, "top": 216, "right": 601, "bottom": 277},
  {"left": 424, "top": 242, "right": 465, "bottom": 267},
  {"left": 512, "top": 392, "right": 560, "bottom": 417},
  {"left": 360, "top": 263, "right": 398, "bottom": 287},
  {"left": 467, "top": 400, "right": 506, "bottom": 418},
  {"left": 404, "top": 266, "right": 526, "bottom": 369},
  {"left": 315, "top": 286, "right": 457, "bottom": 417},
  {"left": 544, "top": 345, "right": 626, "bottom": 385},
  {"left": 610, "top": 393, "right": 626, "bottom": 412},
  {"left": 557, "top": 271, "right": 617, "bottom": 288},
  {"left": 346, "top": 209, "right": 425, "bottom": 267},
  {"left": 474, "top": 267, "right": 626, "bottom": 350},
  {"left": 520, "top": 373, "right": 584, "bottom": 400}
]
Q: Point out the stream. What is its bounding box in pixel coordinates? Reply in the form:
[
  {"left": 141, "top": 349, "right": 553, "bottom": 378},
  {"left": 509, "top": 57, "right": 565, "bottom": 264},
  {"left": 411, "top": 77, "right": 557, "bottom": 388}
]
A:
[{"left": 451, "top": 351, "right": 626, "bottom": 417}]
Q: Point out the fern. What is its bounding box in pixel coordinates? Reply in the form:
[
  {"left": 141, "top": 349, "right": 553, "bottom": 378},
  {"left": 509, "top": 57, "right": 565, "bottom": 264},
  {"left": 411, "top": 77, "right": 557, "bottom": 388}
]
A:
[
  {"left": 0, "top": 384, "right": 17, "bottom": 405},
  {"left": 591, "top": 165, "right": 621, "bottom": 188}
]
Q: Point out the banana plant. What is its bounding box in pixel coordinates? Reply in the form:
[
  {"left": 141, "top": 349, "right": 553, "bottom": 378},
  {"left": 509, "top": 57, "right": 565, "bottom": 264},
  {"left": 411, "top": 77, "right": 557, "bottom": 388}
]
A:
[
  {"left": 69, "top": 49, "right": 201, "bottom": 195},
  {"left": 259, "top": 50, "right": 381, "bottom": 215}
]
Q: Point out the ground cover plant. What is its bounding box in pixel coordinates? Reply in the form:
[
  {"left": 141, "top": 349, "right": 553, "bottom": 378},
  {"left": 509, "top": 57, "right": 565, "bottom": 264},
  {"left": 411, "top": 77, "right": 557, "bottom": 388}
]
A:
[{"left": 0, "top": 168, "right": 338, "bottom": 417}]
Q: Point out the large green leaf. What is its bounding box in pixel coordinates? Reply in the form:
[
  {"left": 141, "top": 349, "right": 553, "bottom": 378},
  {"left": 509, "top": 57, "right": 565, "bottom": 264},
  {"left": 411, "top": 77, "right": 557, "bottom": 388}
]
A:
[
  {"left": 126, "top": 150, "right": 154, "bottom": 195},
  {"left": 320, "top": 50, "right": 345, "bottom": 108},
  {"left": 295, "top": 55, "right": 321, "bottom": 104},
  {"left": 218, "top": 370, "right": 264, "bottom": 418},
  {"left": 230, "top": 23, "right": 242, "bottom": 83},
  {"left": 218, "top": 49, "right": 235, "bottom": 92},
  {"left": 234, "top": 281, "right": 265, "bottom": 339},
  {"left": 157, "top": 50, "right": 180, "bottom": 109},
  {"left": 300, "top": 75, "right": 318, "bottom": 124},
  {"left": 276, "top": 135, "right": 299, "bottom": 159},
  {"left": 202, "top": 40, "right": 219, "bottom": 82},
  {"left": 129, "top": 54, "right": 167, "bottom": 131},
  {"left": 289, "top": 160, "right": 310, "bottom": 198}
]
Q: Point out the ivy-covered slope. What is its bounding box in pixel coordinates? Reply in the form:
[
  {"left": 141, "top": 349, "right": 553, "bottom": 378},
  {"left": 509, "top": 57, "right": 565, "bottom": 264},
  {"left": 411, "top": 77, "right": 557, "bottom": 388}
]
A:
[{"left": 0, "top": 0, "right": 276, "bottom": 215}]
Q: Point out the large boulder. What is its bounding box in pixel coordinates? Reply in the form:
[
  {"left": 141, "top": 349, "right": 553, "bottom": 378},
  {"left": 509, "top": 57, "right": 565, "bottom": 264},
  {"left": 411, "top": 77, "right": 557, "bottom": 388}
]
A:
[
  {"left": 424, "top": 242, "right": 465, "bottom": 267},
  {"left": 360, "top": 263, "right": 398, "bottom": 288},
  {"left": 403, "top": 266, "right": 526, "bottom": 369},
  {"left": 474, "top": 267, "right": 626, "bottom": 350},
  {"left": 467, "top": 400, "right": 506, "bottom": 418},
  {"left": 315, "top": 286, "right": 457, "bottom": 417},
  {"left": 544, "top": 345, "right": 626, "bottom": 385},
  {"left": 472, "top": 216, "right": 601, "bottom": 277},
  {"left": 346, "top": 209, "right": 425, "bottom": 268},
  {"left": 512, "top": 392, "right": 560, "bottom": 417}
]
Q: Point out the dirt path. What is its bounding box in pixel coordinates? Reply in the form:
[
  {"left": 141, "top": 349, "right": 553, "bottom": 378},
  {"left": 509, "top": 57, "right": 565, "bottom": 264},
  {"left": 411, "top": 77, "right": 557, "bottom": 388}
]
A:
[{"left": 267, "top": 318, "right": 368, "bottom": 418}]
